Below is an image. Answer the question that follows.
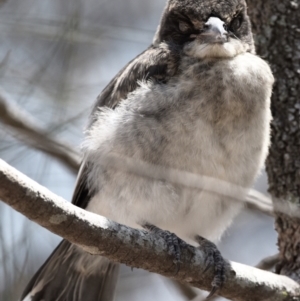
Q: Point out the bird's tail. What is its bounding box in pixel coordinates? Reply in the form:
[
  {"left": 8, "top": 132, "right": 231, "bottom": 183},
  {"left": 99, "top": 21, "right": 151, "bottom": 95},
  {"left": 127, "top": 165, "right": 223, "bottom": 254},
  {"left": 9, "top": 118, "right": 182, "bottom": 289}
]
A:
[{"left": 20, "top": 240, "right": 120, "bottom": 301}]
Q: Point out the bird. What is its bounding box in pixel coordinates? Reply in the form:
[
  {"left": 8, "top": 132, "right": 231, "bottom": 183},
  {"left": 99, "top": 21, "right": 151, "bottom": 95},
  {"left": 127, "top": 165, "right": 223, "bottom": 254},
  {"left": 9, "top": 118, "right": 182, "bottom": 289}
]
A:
[{"left": 20, "top": 0, "right": 274, "bottom": 300}]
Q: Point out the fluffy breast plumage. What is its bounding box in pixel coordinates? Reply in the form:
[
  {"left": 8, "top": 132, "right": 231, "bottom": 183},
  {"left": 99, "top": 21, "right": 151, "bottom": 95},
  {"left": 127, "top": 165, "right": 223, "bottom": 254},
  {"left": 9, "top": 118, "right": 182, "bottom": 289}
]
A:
[{"left": 85, "top": 52, "right": 273, "bottom": 243}]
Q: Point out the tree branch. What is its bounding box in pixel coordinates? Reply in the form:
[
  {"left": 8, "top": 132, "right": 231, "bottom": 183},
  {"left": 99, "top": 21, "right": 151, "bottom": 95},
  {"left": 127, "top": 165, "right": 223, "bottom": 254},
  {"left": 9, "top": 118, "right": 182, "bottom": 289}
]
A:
[
  {"left": 0, "top": 159, "right": 299, "bottom": 301},
  {"left": 0, "top": 90, "right": 80, "bottom": 172}
]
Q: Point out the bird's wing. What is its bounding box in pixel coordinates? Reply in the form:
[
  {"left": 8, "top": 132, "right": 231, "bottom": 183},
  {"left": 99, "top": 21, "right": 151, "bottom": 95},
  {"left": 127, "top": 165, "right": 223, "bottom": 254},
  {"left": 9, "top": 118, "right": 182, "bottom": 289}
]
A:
[
  {"left": 91, "top": 43, "right": 180, "bottom": 116},
  {"left": 72, "top": 43, "right": 180, "bottom": 209},
  {"left": 20, "top": 43, "right": 180, "bottom": 301}
]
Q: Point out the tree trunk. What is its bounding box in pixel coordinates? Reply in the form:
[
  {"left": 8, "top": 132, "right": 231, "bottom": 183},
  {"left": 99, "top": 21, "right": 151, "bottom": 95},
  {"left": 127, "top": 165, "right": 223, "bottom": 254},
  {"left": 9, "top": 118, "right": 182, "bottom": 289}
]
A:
[{"left": 248, "top": 1, "right": 300, "bottom": 281}]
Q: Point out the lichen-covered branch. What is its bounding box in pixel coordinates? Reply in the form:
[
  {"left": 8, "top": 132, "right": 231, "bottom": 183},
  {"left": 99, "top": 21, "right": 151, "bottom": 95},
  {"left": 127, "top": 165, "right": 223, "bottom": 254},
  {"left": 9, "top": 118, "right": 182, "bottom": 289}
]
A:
[{"left": 0, "top": 159, "right": 299, "bottom": 301}]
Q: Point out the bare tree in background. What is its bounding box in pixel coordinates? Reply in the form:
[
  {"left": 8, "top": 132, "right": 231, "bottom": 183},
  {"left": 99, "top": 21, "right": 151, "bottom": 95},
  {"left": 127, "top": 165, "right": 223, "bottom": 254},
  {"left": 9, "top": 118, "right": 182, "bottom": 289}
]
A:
[{"left": 0, "top": 0, "right": 300, "bottom": 300}]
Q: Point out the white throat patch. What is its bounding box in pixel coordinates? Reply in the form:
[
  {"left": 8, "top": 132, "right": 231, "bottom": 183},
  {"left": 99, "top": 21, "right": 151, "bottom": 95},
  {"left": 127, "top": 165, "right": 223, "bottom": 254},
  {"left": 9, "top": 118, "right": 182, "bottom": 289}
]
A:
[{"left": 184, "top": 38, "right": 247, "bottom": 59}]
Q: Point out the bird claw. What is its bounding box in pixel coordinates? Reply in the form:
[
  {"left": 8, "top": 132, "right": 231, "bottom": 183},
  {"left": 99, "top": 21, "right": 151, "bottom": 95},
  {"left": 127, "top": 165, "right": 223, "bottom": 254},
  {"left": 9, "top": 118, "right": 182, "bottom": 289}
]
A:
[
  {"left": 195, "top": 235, "right": 226, "bottom": 299},
  {"left": 206, "top": 286, "right": 218, "bottom": 300},
  {"left": 143, "top": 223, "right": 186, "bottom": 273},
  {"left": 142, "top": 225, "right": 227, "bottom": 296}
]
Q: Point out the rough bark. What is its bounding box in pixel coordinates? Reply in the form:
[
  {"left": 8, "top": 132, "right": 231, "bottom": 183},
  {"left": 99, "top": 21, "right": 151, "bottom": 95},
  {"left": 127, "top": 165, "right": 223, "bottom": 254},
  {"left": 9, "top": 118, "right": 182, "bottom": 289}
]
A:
[
  {"left": 248, "top": 1, "right": 300, "bottom": 281},
  {"left": 0, "top": 158, "right": 299, "bottom": 301}
]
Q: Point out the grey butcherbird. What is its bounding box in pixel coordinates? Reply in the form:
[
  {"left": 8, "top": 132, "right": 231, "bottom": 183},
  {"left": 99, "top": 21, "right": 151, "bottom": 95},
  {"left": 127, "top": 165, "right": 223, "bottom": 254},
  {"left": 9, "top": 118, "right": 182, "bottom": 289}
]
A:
[{"left": 21, "top": 0, "right": 273, "bottom": 300}]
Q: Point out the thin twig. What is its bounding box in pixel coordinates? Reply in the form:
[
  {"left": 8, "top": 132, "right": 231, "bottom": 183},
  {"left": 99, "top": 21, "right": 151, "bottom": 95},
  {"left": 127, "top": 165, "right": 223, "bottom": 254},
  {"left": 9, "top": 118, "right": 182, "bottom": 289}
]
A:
[
  {"left": 99, "top": 153, "right": 274, "bottom": 215},
  {"left": 256, "top": 254, "right": 280, "bottom": 271},
  {"left": 170, "top": 280, "right": 199, "bottom": 300},
  {"left": 0, "top": 90, "right": 275, "bottom": 217}
]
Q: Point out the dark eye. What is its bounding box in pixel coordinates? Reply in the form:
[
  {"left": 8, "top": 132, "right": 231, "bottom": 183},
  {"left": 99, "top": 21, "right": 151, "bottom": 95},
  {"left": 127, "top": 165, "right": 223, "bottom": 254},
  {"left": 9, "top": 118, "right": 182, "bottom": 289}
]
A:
[{"left": 230, "top": 14, "right": 243, "bottom": 31}]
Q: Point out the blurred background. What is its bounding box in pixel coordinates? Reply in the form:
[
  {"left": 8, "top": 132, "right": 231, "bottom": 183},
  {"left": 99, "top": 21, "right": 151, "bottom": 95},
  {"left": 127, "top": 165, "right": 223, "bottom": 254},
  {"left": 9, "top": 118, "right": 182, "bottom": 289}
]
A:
[{"left": 0, "top": 0, "right": 277, "bottom": 300}]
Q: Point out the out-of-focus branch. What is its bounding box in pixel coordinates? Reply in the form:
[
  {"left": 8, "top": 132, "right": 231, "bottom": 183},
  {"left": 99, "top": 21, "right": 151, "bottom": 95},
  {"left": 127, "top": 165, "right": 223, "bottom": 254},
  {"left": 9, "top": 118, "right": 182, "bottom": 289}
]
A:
[
  {"left": 256, "top": 254, "right": 280, "bottom": 271},
  {"left": 0, "top": 89, "right": 276, "bottom": 220},
  {"left": 171, "top": 280, "right": 199, "bottom": 300},
  {"left": 245, "top": 192, "right": 273, "bottom": 216},
  {"left": 102, "top": 154, "right": 274, "bottom": 215},
  {"left": 196, "top": 295, "right": 219, "bottom": 301},
  {"left": 0, "top": 89, "right": 80, "bottom": 173},
  {"left": 0, "top": 88, "right": 276, "bottom": 218},
  {"left": 0, "top": 159, "right": 299, "bottom": 301},
  {"left": 0, "top": 15, "right": 154, "bottom": 45}
]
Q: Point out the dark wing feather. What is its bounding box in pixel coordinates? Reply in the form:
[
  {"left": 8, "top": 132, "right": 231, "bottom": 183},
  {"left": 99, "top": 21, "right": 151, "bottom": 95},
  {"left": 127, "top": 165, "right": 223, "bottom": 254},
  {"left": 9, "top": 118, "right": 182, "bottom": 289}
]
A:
[
  {"left": 71, "top": 162, "right": 91, "bottom": 208},
  {"left": 74, "top": 42, "right": 180, "bottom": 209},
  {"left": 21, "top": 240, "right": 120, "bottom": 301},
  {"left": 89, "top": 43, "right": 180, "bottom": 126}
]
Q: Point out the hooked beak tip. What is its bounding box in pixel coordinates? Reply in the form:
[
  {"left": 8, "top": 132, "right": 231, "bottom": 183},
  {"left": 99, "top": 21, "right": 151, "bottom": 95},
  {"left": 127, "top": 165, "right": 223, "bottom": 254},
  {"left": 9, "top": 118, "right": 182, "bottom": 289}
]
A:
[
  {"left": 202, "top": 16, "right": 228, "bottom": 44},
  {"left": 205, "top": 16, "right": 227, "bottom": 35}
]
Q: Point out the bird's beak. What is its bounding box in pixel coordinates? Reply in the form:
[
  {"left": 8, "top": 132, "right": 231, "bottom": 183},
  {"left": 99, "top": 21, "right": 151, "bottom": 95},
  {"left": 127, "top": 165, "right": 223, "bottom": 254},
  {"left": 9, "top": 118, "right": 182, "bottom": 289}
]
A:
[{"left": 193, "top": 17, "right": 228, "bottom": 44}]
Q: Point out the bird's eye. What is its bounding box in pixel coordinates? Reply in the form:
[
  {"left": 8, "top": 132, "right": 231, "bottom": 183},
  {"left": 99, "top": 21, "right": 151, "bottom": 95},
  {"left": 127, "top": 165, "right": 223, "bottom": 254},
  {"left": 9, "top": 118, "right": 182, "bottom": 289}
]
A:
[
  {"left": 230, "top": 14, "right": 243, "bottom": 31},
  {"left": 223, "top": 23, "right": 228, "bottom": 31},
  {"left": 179, "top": 21, "right": 190, "bottom": 32}
]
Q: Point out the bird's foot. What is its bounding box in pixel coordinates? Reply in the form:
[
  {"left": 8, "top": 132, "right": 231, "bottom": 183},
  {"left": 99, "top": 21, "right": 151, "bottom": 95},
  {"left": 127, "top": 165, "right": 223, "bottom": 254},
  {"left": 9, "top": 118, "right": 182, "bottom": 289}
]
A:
[
  {"left": 195, "top": 235, "right": 227, "bottom": 299},
  {"left": 142, "top": 223, "right": 187, "bottom": 273}
]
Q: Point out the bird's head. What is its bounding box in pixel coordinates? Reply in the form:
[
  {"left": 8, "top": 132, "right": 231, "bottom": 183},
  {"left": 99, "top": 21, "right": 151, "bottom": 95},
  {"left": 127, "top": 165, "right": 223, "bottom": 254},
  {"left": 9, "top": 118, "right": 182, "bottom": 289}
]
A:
[{"left": 153, "top": 0, "right": 254, "bottom": 59}]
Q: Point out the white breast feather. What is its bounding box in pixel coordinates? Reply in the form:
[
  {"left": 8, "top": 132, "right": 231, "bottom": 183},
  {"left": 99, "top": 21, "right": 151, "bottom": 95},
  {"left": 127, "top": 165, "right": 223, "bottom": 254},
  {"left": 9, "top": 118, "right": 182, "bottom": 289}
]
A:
[{"left": 84, "top": 53, "right": 273, "bottom": 245}]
